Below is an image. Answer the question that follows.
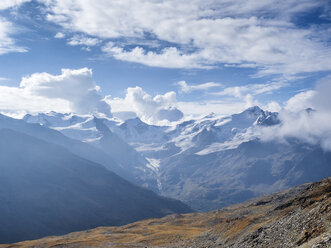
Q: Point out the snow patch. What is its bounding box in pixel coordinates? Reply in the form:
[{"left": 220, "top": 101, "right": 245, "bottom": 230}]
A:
[{"left": 146, "top": 158, "right": 161, "bottom": 172}]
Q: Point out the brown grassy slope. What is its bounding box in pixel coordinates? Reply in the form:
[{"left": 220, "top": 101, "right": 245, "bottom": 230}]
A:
[{"left": 1, "top": 177, "right": 330, "bottom": 248}]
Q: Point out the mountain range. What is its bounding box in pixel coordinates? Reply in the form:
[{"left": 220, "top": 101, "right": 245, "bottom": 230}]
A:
[{"left": 23, "top": 106, "right": 331, "bottom": 211}]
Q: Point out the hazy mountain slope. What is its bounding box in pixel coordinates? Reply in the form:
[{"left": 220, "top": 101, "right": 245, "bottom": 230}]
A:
[
  {"left": 93, "top": 117, "right": 159, "bottom": 191},
  {"left": 0, "top": 129, "right": 192, "bottom": 244},
  {"left": 159, "top": 139, "right": 331, "bottom": 211},
  {"left": 4, "top": 177, "right": 330, "bottom": 248},
  {"left": 23, "top": 113, "right": 159, "bottom": 189},
  {"left": 0, "top": 114, "right": 145, "bottom": 185}
]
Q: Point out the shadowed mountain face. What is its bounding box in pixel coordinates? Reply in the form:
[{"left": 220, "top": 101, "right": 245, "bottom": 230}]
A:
[
  {"left": 0, "top": 114, "right": 150, "bottom": 186},
  {"left": 3, "top": 177, "right": 330, "bottom": 248},
  {"left": 0, "top": 129, "right": 192, "bottom": 244}
]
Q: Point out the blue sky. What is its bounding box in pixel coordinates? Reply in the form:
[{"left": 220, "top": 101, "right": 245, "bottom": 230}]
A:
[{"left": 0, "top": 0, "right": 330, "bottom": 123}]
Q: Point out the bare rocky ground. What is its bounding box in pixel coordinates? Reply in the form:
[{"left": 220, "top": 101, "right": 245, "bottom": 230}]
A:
[{"left": 1, "top": 177, "right": 330, "bottom": 248}]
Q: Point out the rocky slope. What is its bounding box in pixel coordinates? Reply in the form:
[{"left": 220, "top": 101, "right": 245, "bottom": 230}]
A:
[{"left": 2, "top": 177, "right": 330, "bottom": 248}]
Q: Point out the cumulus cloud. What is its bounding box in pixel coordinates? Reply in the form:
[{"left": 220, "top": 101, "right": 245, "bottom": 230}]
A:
[
  {"left": 106, "top": 87, "right": 183, "bottom": 124},
  {"left": 264, "top": 101, "right": 282, "bottom": 112},
  {"left": 176, "top": 81, "right": 222, "bottom": 94},
  {"left": 284, "top": 90, "right": 316, "bottom": 112},
  {"left": 260, "top": 75, "right": 331, "bottom": 151},
  {"left": 40, "top": 0, "right": 331, "bottom": 76},
  {"left": 0, "top": 68, "right": 111, "bottom": 116}
]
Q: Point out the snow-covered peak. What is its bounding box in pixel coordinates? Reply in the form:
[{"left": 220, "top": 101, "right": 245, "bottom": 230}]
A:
[
  {"left": 22, "top": 112, "right": 121, "bottom": 143},
  {"left": 161, "top": 106, "right": 279, "bottom": 155},
  {"left": 115, "top": 117, "right": 170, "bottom": 144},
  {"left": 23, "top": 112, "right": 90, "bottom": 127},
  {"left": 19, "top": 106, "right": 281, "bottom": 157}
]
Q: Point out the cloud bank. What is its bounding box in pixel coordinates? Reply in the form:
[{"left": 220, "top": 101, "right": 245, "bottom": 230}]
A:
[
  {"left": 0, "top": 68, "right": 111, "bottom": 116},
  {"left": 260, "top": 76, "right": 331, "bottom": 151},
  {"left": 107, "top": 87, "right": 183, "bottom": 124},
  {"left": 41, "top": 0, "right": 330, "bottom": 76}
]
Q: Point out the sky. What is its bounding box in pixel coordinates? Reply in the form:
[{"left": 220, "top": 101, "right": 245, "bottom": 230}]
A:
[{"left": 0, "top": 0, "right": 330, "bottom": 124}]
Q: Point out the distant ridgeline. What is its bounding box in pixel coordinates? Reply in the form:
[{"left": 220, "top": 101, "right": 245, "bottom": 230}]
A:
[{"left": 23, "top": 106, "right": 331, "bottom": 211}]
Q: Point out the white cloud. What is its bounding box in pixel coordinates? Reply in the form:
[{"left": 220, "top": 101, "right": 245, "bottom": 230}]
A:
[
  {"left": 0, "top": 18, "right": 27, "bottom": 55},
  {"left": 213, "top": 82, "right": 288, "bottom": 98},
  {"left": 0, "top": 1, "right": 31, "bottom": 56},
  {"left": 260, "top": 75, "right": 331, "bottom": 151},
  {"left": 176, "top": 81, "right": 222, "bottom": 93},
  {"left": 0, "top": 68, "right": 111, "bottom": 116},
  {"left": 0, "top": 85, "right": 70, "bottom": 115},
  {"left": 264, "top": 101, "right": 281, "bottom": 112},
  {"left": 67, "top": 35, "right": 101, "bottom": 47},
  {"left": 260, "top": 110, "right": 331, "bottom": 151},
  {"left": 54, "top": 32, "right": 65, "bottom": 38},
  {"left": 284, "top": 75, "right": 331, "bottom": 113},
  {"left": 102, "top": 43, "right": 211, "bottom": 69},
  {"left": 40, "top": 0, "right": 331, "bottom": 76},
  {"left": 106, "top": 87, "right": 183, "bottom": 124},
  {"left": 284, "top": 90, "right": 316, "bottom": 112},
  {"left": 0, "top": 0, "right": 30, "bottom": 10}
]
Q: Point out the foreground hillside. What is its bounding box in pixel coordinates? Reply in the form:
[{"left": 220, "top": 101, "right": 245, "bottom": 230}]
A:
[{"left": 3, "top": 177, "right": 330, "bottom": 248}]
